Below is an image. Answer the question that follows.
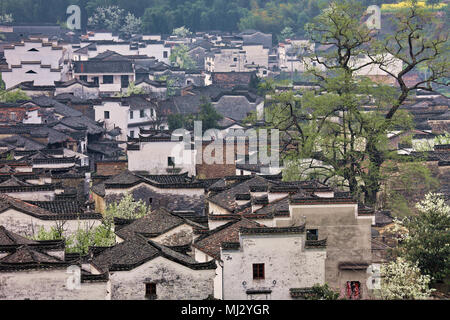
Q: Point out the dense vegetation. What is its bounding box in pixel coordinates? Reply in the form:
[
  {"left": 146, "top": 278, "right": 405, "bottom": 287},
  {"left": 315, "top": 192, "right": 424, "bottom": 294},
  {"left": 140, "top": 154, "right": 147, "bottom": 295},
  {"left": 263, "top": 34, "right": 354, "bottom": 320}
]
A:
[{"left": 0, "top": 0, "right": 413, "bottom": 37}]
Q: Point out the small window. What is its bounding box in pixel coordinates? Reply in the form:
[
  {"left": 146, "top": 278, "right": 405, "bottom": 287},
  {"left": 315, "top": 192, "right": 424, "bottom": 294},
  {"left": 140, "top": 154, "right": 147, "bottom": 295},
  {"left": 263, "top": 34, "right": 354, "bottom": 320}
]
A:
[
  {"left": 168, "top": 157, "right": 175, "bottom": 167},
  {"left": 28, "top": 48, "right": 39, "bottom": 52},
  {"left": 307, "top": 229, "right": 319, "bottom": 241},
  {"left": 140, "top": 110, "right": 145, "bottom": 118},
  {"left": 149, "top": 198, "right": 153, "bottom": 204},
  {"left": 93, "top": 77, "right": 99, "bottom": 85},
  {"left": 79, "top": 75, "right": 88, "bottom": 82},
  {"left": 130, "top": 111, "right": 134, "bottom": 119},
  {"left": 233, "top": 57, "right": 238, "bottom": 62},
  {"left": 130, "top": 131, "right": 135, "bottom": 138},
  {"left": 253, "top": 264, "right": 265, "bottom": 280},
  {"left": 103, "top": 75, "right": 114, "bottom": 84},
  {"left": 163, "top": 51, "right": 168, "bottom": 58},
  {"left": 104, "top": 111, "right": 110, "bottom": 119},
  {"left": 145, "top": 283, "right": 157, "bottom": 300}
]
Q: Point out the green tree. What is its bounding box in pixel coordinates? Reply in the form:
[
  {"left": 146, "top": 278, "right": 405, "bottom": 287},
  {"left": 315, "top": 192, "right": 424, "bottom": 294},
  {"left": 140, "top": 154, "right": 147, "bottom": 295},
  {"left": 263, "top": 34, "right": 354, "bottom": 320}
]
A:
[
  {"left": 169, "top": 44, "right": 196, "bottom": 70},
  {"left": 265, "top": 0, "right": 448, "bottom": 205},
  {"left": 168, "top": 113, "right": 186, "bottom": 131},
  {"left": 382, "top": 160, "right": 440, "bottom": 217},
  {"left": 120, "top": 12, "right": 142, "bottom": 38},
  {"left": 304, "top": 283, "right": 341, "bottom": 300},
  {"left": 197, "top": 98, "right": 223, "bottom": 133},
  {"left": 278, "top": 26, "right": 294, "bottom": 42},
  {"left": 172, "top": 26, "right": 191, "bottom": 38},
  {"left": 115, "top": 81, "right": 146, "bottom": 97},
  {"left": 0, "top": 89, "right": 30, "bottom": 102},
  {"left": 398, "top": 193, "right": 450, "bottom": 283},
  {"left": 87, "top": 5, "right": 126, "bottom": 32}
]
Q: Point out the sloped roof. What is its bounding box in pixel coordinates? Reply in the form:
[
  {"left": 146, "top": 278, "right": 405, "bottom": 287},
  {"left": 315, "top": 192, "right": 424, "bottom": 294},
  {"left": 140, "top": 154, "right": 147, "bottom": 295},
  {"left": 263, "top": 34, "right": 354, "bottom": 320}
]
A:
[
  {"left": 0, "top": 226, "right": 38, "bottom": 246},
  {"left": 193, "top": 219, "right": 262, "bottom": 260},
  {"left": 208, "top": 176, "right": 274, "bottom": 213},
  {"left": 91, "top": 235, "right": 215, "bottom": 272},
  {"left": 115, "top": 208, "right": 186, "bottom": 240},
  {"left": 0, "top": 245, "right": 69, "bottom": 270},
  {"left": 74, "top": 60, "right": 133, "bottom": 74}
]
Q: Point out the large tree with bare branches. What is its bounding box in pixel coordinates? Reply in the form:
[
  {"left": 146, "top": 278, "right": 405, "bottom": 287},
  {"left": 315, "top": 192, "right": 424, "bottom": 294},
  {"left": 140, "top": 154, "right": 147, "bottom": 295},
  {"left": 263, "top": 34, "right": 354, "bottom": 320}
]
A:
[{"left": 264, "top": 0, "right": 448, "bottom": 205}]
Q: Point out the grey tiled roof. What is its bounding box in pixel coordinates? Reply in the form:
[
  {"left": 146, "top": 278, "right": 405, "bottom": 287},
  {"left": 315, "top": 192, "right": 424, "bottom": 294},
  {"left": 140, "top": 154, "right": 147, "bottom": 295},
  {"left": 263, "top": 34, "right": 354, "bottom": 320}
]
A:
[
  {"left": 0, "top": 226, "right": 38, "bottom": 246},
  {"left": 115, "top": 208, "right": 185, "bottom": 240},
  {"left": 91, "top": 235, "right": 215, "bottom": 272},
  {"left": 74, "top": 60, "right": 133, "bottom": 74}
]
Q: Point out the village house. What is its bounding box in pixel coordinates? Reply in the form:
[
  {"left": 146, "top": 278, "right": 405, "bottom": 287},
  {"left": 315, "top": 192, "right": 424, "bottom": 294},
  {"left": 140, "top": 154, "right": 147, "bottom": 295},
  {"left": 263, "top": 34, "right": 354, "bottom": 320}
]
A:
[
  {"left": 0, "top": 194, "right": 101, "bottom": 238},
  {"left": 0, "top": 226, "right": 109, "bottom": 300},
  {"left": 91, "top": 170, "right": 205, "bottom": 216},
  {"left": 72, "top": 57, "right": 135, "bottom": 95},
  {"left": 127, "top": 131, "right": 196, "bottom": 176},
  {"left": 114, "top": 207, "right": 207, "bottom": 247},
  {"left": 1, "top": 39, "right": 71, "bottom": 89},
  {"left": 93, "top": 95, "right": 158, "bottom": 142},
  {"left": 89, "top": 235, "right": 216, "bottom": 300},
  {"left": 54, "top": 79, "right": 100, "bottom": 99},
  {"left": 205, "top": 175, "right": 374, "bottom": 299}
]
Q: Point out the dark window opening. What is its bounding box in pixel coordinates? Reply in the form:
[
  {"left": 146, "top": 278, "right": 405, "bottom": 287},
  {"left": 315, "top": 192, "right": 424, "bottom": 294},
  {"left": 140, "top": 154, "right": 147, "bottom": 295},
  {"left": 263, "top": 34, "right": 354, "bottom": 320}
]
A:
[
  {"left": 168, "top": 157, "right": 175, "bottom": 167},
  {"left": 307, "top": 229, "right": 319, "bottom": 241},
  {"left": 93, "top": 77, "right": 99, "bottom": 85},
  {"left": 103, "top": 75, "right": 114, "bottom": 84},
  {"left": 79, "top": 75, "right": 87, "bottom": 82},
  {"left": 140, "top": 110, "right": 145, "bottom": 118},
  {"left": 163, "top": 51, "right": 168, "bottom": 58},
  {"left": 253, "top": 264, "right": 265, "bottom": 280},
  {"left": 104, "top": 111, "right": 110, "bottom": 119},
  {"left": 149, "top": 198, "right": 153, "bottom": 204},
  {"left": 130, "top": 111, "right": 134, "bottom": 119},
  {"left": 130, "top": 131, "right": 135, "bottom": 138},
  {"left": 346, "top": 281, "right": 361, "bottom": 300},
  {"left": 121, "top": 75, "right": 129, "bottom": 88},
  {"left": 145, "top": 283, "right": 157, "bottom": 300}
]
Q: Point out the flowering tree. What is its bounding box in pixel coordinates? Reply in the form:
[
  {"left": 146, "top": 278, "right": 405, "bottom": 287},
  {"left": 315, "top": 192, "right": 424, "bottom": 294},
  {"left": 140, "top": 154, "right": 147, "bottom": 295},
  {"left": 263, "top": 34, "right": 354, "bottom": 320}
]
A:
[
  {"left": 88, "top": 6, "right": 125, "bottom": 32},
  {"left": 377, "top": 258, "right": 435, "bottom": 300},
  {"left": 399, "top": 193, "right": 450, "bottom": 283},
  {"left": 172, "top": 26, "right": 191, "bottom": 38},
  {"left": 104, "top": 192, "right": 149, "bottom": 222},
  {"left": 0, "top": 14, "right": 13, "bottom": 24},
  {"left": 120, "top": 13, "right": 142, "bottom": 38}
]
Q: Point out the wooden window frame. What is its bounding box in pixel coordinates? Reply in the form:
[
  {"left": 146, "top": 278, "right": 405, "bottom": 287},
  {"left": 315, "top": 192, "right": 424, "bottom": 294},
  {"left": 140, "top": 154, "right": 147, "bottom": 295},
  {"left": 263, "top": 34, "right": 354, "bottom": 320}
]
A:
[{"left": 253, "top": 263, "right": 265, "bottom": 280}]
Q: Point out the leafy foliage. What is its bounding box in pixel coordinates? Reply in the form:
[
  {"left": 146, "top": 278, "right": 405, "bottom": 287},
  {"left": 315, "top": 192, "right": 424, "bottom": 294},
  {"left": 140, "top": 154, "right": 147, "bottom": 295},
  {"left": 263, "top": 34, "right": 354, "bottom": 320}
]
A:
[
  {"left": 32, "top": 193, "right": 149, "bottom": 254},
  {"left": 0, "top": 89, "right": 30, "bottom": 102},
  {"left": 0, "top": 0, "right": 400, "bottom": 36},
  {"left": 381, "top": 160, "right": 440, "bottom": 217},
  {"left": 303, "top": 283, "right": 341, "bottom": 300},
  {"left": 169, "top": 44, "right": 196, "bottom": 70},
  {"left": 115, "top": 81, "right": 146, "bottom": 97},
  {"left": 264, "top": 0, "right": 448, "bottom": 206}
]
